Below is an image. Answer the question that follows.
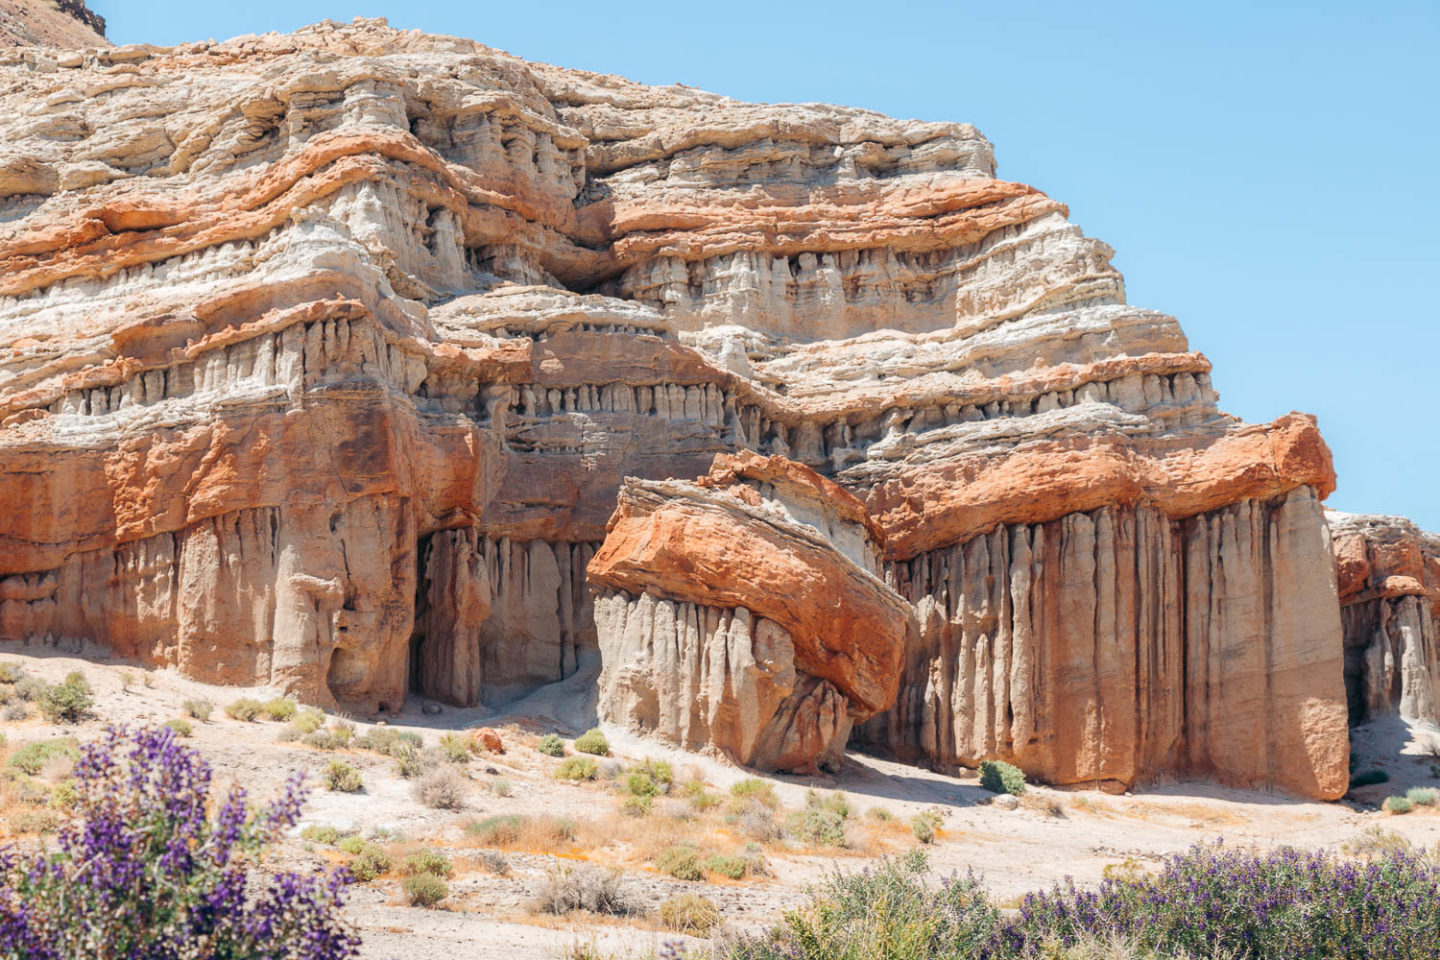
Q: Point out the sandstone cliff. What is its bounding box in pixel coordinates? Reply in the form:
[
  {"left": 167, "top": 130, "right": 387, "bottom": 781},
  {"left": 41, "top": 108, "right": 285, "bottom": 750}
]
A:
[
  {"left": 0, "top": 17, "right": 1349, "bottom": 793},
  {"left": 1330, "top": 512, "right": 1440, "bottom": 726}
]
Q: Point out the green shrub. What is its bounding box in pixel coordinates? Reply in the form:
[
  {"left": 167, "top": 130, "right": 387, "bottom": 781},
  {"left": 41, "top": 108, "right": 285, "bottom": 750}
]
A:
[
  {"left": 180, "top": 699, "right": 213, "bottom": 721},
  {"left": 806, "top": 789, "right": 850, "bottom": 819},
  {"left": 323, "top": 760, "right": 363, "bottom": 793},
  {"left": 1349, "top": 769, "right": 1390, "bottom": 788},
  {"left": 659, "top": 893, "right": 720, "bottom": 934},
  {"left": 730, "top": 778, "right": 778, "bottom": 808},
  {"left": 347, "top": 842, "right": 392, "bottom": 882},
  {"left": 8, "top": 738, "right": 78, "bottom": 776},
  {"left": 1407, "top": 786, "right": 1438, "bottom": 806},
  {"left": 704, "top": 854, "right": 747, "bottom": 880},
  {"left": 573, "top": 727, "right": 610, "bottom": 756},
  {"left": 403, "top": 849, "right": 453, "bottom": 879},
  {"left": 911, "top": 810, "right": 942, "bottom": 844},
  {"left": 37, "top": 673, "right": 92, "bottom": 724},
  {"left": 401, "top": 873, "right": 448, "bottom": 908},
  {"left": 438, "top": 732, "right": 471, "bottom": 763},
  {"left": 536, "top": 733, "right": 565, "bottom": 757},
  {"left": 392, "top": 743, "right": 422, "bottom": 779},
  {"left": 625, "top": 771, "right": 660, "bottom": 798},
  {"left": 978, "top": 759, "right": 1027, "bottom": 796},
  {"left": 336, "top": 834, "right": 368, "bottom": 855},
  {"left": 356, "top": 727, "right": 421, "bottom": 756},
  {"left": 0, "top": 662, "right": 23, "bottom": 684},
  {"left": 48, "top": 778, "right": 78, "bottom": 810},
  {"left": 620, "top": 795, "right": 651, "bottom": 818},
  {"left": 1384, "top": 795, "right": 1415, "bottom": 814},
  {"left": 261, "top": 698, "right": 297, "bottom": 722},
  {"left": 867, "top": 807, "right": 896, "bottom": 822},
  {"left": 631, "top": 757, "right": 672, "bottom": 788},
  {"left": 164, "top": 718, "right": 193, "bottom": 738},
  {"left": 687, "top": 788, "right": 720, "bottom": 812},
  {"left": 466, "top": 814, "right": 522, "bottom": 845},
  {"left": 655, "top": 843, "right": 703, "bottom": 881},
  {"left": 724, "top": 851, "right": 1002, "bottom": 958},
  {"left": 301, "top": 730, "right": 341, "bottom": 751},
  {"left": 791, "top": 808, "right": 846, "bottom": 847},
  {"left": 300, "top": 824, "right": 347, "bottom": 845},
  {"left": 290, "top": 708, "right": 326, "bottom": 735},
  {"left": 224, "top": 698, "right": 264, "bottom": 722},
  {"left": 554, "top": 756, "right": 598, "bottom": 781}
]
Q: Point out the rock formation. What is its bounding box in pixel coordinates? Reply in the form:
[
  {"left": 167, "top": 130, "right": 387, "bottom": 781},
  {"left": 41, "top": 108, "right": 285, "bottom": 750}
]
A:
[
  {"left": 1330, "top": 512, "right": 1440, "bottom": 725},
  {"left": 0, "top": 17, "right": 1351, "bottom": 792},
  {"left": 590, "top": 452, "right": 912, "bottom": 772}
]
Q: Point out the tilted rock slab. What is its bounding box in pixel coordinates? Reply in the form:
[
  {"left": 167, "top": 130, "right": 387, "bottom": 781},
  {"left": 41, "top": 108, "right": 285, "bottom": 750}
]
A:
[
  {"left": 1330, "top": 512, "right": 1440, "bottom": 725},
  {"left": 0, "top": 18, "right": 1349, "bottom": 793},
  {"left": 589, "top": 452, "right": 913, "bottom": 772}
]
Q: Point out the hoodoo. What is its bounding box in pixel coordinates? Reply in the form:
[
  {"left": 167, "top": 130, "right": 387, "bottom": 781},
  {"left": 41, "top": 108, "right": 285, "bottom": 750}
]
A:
[{"left": 0, "top": 17, "right": 1355, "bottom": 794}]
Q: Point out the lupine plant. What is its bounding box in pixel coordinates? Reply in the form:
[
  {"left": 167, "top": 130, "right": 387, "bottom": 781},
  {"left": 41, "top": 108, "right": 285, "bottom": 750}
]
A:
[
  {"left": 724, "top": 842, "right": 1440, "bottom": 960},
  {"left": 0, "top": 725, "right": 359, "bottom": 960},
  {"left": 1011, "top": 840, "right": 1440, "bottom": 959}
]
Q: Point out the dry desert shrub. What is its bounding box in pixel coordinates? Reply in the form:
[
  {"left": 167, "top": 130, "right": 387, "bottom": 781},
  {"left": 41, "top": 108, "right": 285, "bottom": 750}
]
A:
[
  {"left": 1342, "top": 824, "right": 1412, "bottom": 858},
  {"left": 534, "top": 863, "right": 635, "bottom": 916},
  {"left": 412, "top": 764, "right": 467, "bottom": 810},
  {"left": 659, "top": 892, "right": 720, "bottom": 934}
]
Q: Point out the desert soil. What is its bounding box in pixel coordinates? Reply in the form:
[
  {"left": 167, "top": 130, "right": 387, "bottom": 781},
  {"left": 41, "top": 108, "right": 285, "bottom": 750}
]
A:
[{"left": 1, "top": 640, "right": 1434, "bottom": 960}]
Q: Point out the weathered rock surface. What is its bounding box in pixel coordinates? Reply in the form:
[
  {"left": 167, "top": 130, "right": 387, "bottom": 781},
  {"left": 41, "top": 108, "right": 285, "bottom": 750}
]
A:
[
  {"left": 1330, "top": 512, "right": 1440, "bottom": 725},
  {"left": 591, "top": 452, "right": 912, "bottom": 772},
  {"left": 0, "top": 17, "right": 1350, "bottom": 790}
]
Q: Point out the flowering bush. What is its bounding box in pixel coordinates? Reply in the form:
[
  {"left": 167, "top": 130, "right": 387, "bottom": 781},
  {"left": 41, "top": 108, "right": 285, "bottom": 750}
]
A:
[
  {"left": 1012, "top": 840, "right": 1440, "bottom": 958},
  {"left": 0, "top": 725, "right": 359, "bottom": 960},
  {"left": 724, "top": 842, "right": 1440, "bottom": 960}
]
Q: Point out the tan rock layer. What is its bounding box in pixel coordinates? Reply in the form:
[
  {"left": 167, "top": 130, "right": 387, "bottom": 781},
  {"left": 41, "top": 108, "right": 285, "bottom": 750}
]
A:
[{"left": 857, "top": 488, "right": 1349, "bottom": 799}]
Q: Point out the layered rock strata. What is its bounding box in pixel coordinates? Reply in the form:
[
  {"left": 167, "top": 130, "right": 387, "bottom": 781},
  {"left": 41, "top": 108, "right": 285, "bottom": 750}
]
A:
[
  {"left": 0, "top": 17, "right": 1349, "bottom": 790},
  {"left": 589, "top": 452, "right": 912, "bottom": 772},
  {"left": 1330, "top": 512, "right": 1440, "bottom": 725}
]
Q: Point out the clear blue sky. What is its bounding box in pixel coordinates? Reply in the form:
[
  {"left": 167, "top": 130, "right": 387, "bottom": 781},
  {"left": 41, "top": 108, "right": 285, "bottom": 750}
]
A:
[{"left": 98, "top": 1, "right": 1440, "bottom": 530}]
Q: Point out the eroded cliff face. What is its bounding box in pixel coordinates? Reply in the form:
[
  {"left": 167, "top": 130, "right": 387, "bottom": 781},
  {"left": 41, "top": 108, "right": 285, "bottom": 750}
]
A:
[
  {"left": 0, "top": 17, "right": 1349, "bottom": 791},
  {"left": 590, "top": 452, "right": 912, "bottom": 773},
  {"left": 1330, "top": 512, "right": 1440, "bottom": 726}
]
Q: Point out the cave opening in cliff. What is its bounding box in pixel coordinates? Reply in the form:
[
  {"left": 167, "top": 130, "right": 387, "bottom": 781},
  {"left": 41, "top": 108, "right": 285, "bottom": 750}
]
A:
[{"left": 408, "top": 532, "right": 436, "bottom": 698}]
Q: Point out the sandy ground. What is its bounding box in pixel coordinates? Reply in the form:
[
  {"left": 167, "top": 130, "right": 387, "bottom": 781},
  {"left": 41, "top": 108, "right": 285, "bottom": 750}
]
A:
[{"left": 2, "top": 640, "right": 1437, "bottom": 960}]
